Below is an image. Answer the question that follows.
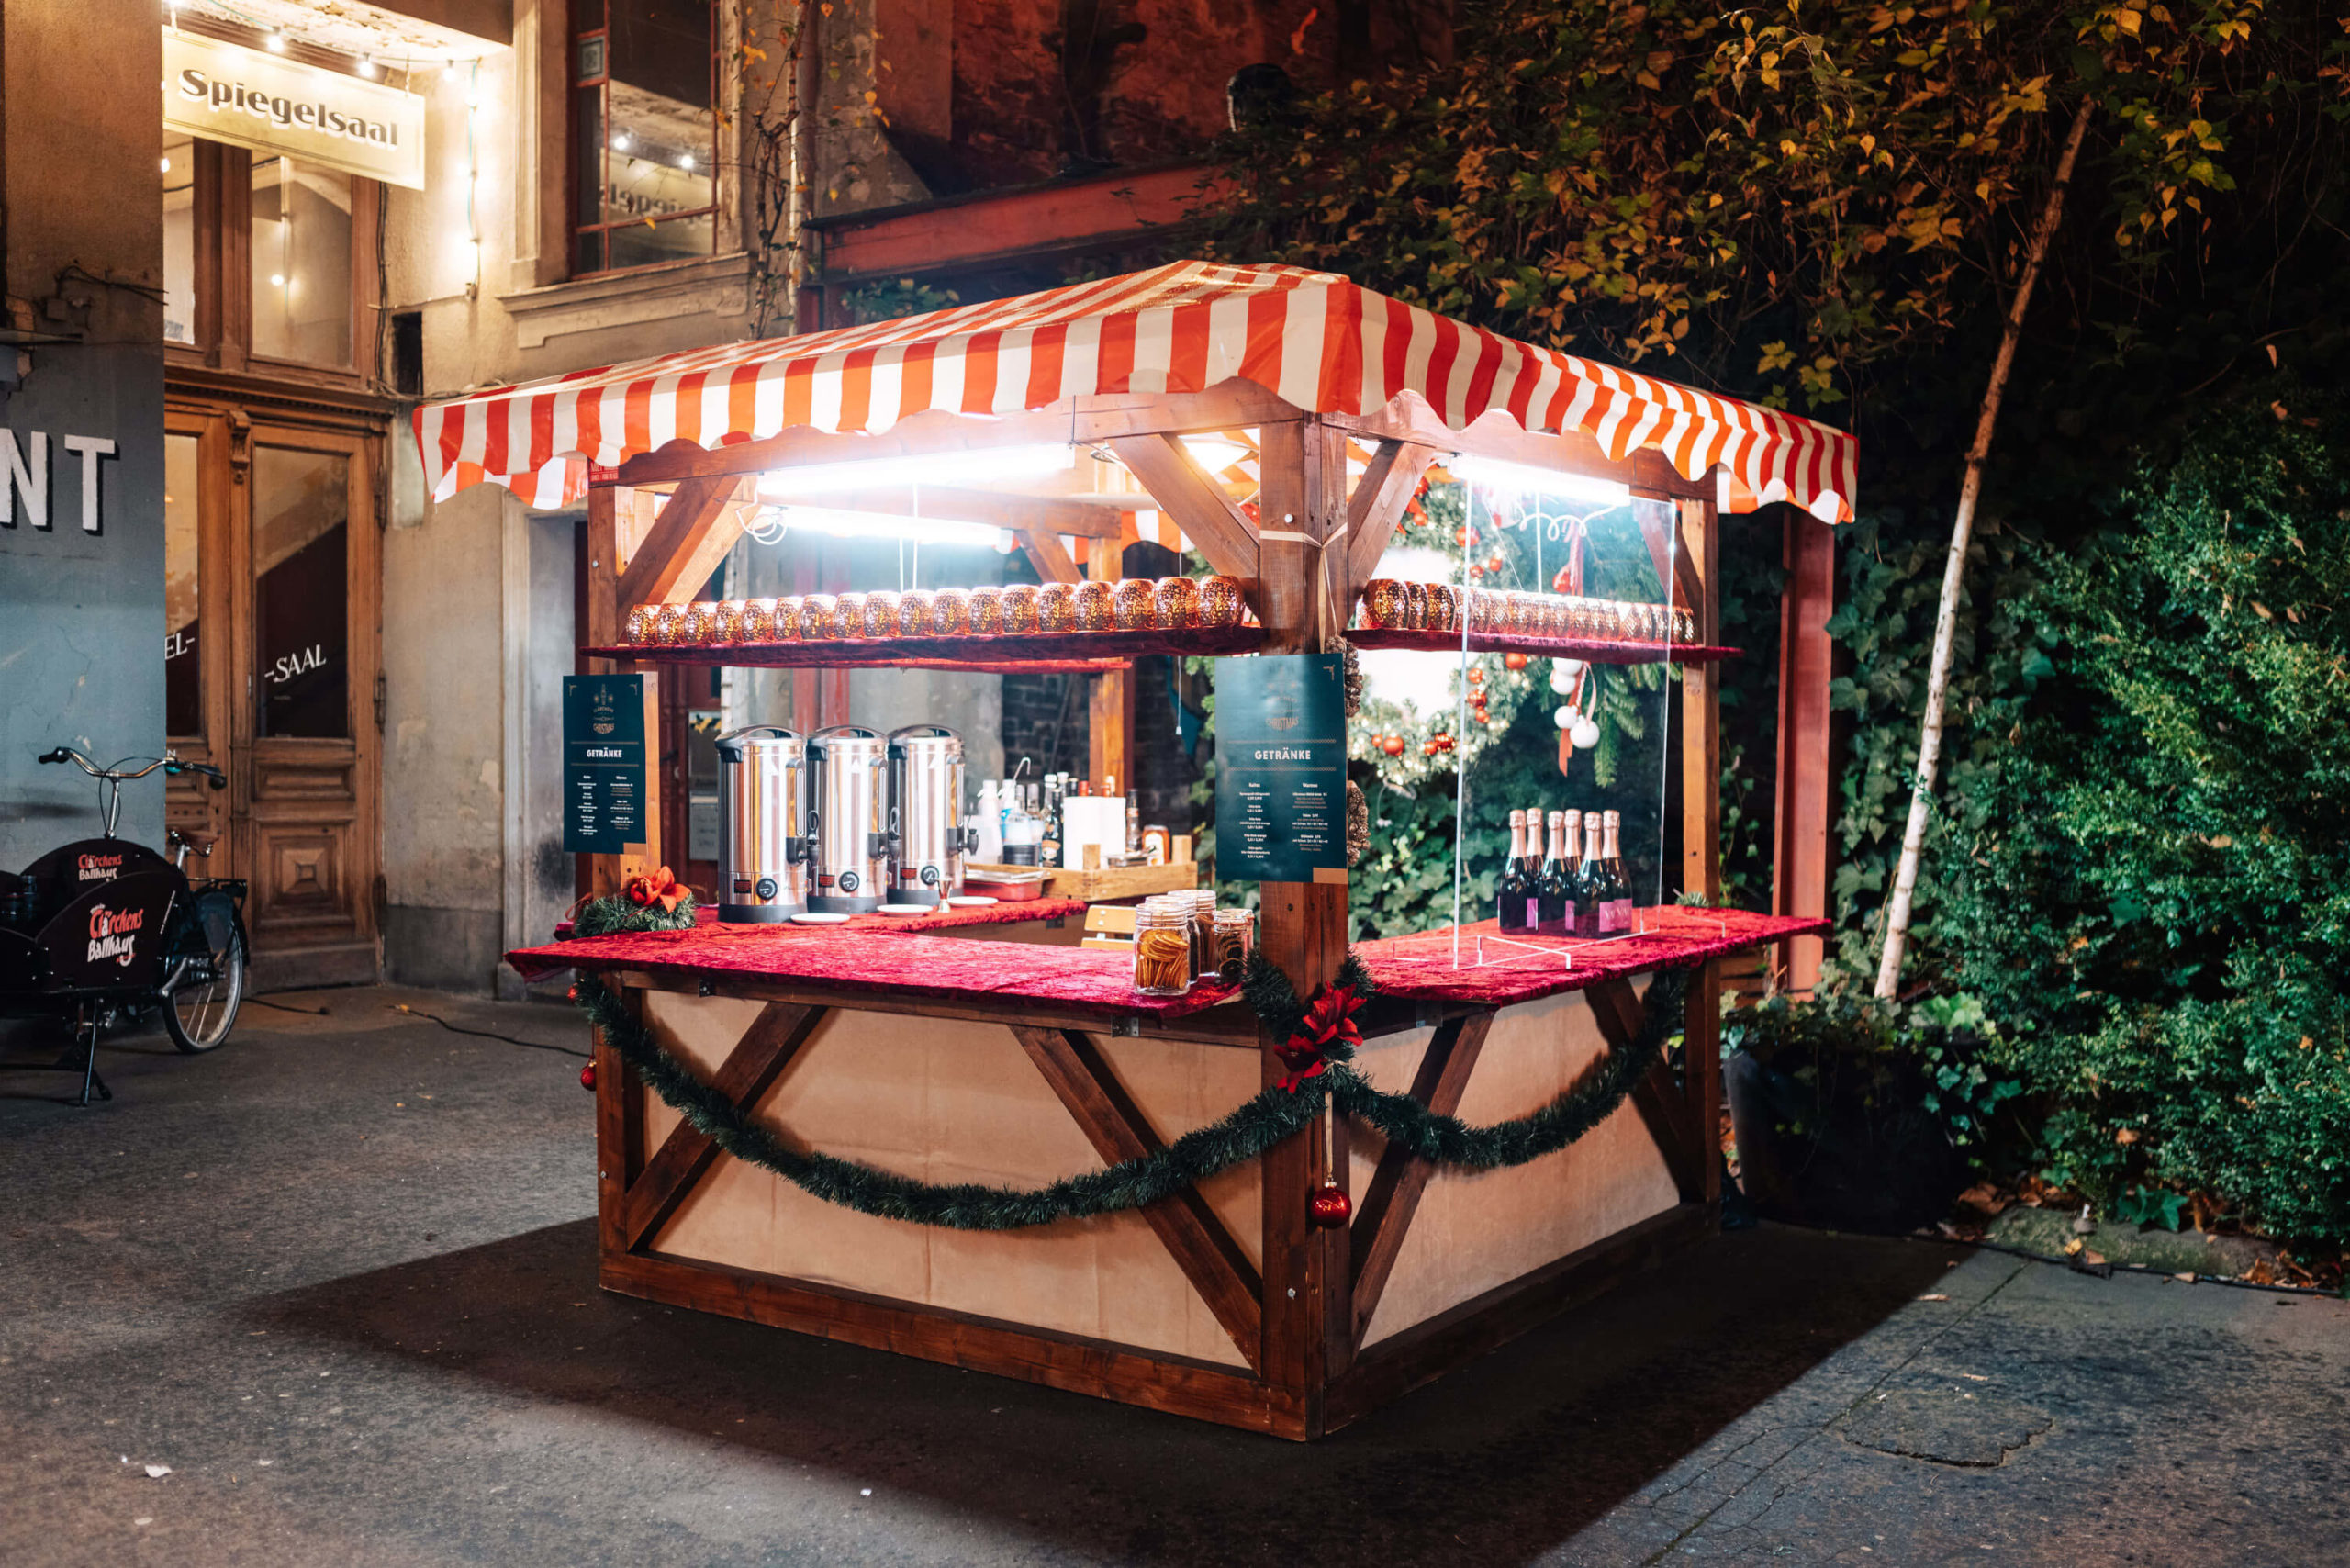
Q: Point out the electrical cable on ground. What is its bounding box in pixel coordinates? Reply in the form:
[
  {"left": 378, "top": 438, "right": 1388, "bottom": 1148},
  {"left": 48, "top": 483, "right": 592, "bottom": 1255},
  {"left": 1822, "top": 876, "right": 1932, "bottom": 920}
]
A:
[{"left": 389, "top": 1002, "right": 590, "bottom": 1058}]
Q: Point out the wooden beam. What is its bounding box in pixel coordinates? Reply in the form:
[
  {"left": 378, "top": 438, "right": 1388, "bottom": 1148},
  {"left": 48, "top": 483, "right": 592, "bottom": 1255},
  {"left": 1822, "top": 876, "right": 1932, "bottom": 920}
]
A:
[
  {"left": 1102, "top": 431, "right": 1264, "bottom": 584},
  {"left": 1774, "top": 511, "right": 1836, "bottom": 995},
  {"left": 1346, "top": 439, "right": 1443, "bottom": 592},
  {"left": 1327, "top": 394, "right": 1715, "bottom": 499},
  {"left": 1584, "top": 976, "right": 1705, "bottom": 1201},
  {"left": 1012, "top": 1025, "right": 1264, "bottom": 1370},
  {"left": 1018, "top": 525, "right": 1082, "bottom": 585},
  {"left": 1085, "top": 534, "right": 1134, "bottom": 790},
  {"left": 611, "top": 386, "right": 1302, "bottom": 487},
  {"left": 1347, "top": 1010, "right": 1494, "bottom": 1352},
  {"left": 622, "top": 1002, "right": 827, "bottom": 1250},
  {"left": 811, "top": 163, "right": 1224, "bottom": 285},
  {"left": 615, "top": 475, "right": 747, "bottom": 608},
  {"left": 1684, "top": 958, "right": 1724, "bottom": 1207},
  {"left": 1680, "top": 496, "right": 1722, "bottom": 904}
]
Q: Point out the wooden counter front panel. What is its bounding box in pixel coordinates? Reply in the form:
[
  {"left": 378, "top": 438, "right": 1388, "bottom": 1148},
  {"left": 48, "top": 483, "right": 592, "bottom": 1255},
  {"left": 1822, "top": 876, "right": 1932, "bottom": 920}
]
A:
[
  {"left": 1346, "top": 983, "right": 1680, "bottom": 1349},
  {"left": 633, "top": 991, "right": 1263, "bottom": 1370}
]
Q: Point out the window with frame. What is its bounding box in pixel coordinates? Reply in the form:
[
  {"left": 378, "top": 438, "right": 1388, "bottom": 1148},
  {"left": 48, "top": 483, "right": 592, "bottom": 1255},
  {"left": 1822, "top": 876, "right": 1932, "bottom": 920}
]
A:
[
  {"left": 572, "top": 0, "right": 720, "bottom": 275},
  {"left": 161, "top": 133, "right": 364, "bottom": 373}
]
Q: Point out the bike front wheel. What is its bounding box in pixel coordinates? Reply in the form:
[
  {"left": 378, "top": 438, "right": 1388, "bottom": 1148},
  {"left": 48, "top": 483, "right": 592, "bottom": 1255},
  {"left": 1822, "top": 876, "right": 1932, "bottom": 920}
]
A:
[{"left": 163, "top": 893, "right": 245, "bottom": 1053}]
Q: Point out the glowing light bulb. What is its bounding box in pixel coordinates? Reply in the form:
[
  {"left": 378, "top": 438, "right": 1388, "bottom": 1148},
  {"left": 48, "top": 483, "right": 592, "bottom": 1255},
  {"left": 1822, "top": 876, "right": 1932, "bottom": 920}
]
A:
[
  {"left": 611, "top": 132, "right": 632, "bottom": 151},
  {"left": 678, "top": 151, "right": 696, "bottom": 171},
  {"left": 161, "top": 156, "right": 172, "bottom": 173},
  {"left": 358, "top": 56, "right": 377, "bottom": 79},
  {"left": 265, "top": 31, "right": 286, "bottom": 53},
  {"left": 270, "top": 274, "right": 285, "bottom": 287}
]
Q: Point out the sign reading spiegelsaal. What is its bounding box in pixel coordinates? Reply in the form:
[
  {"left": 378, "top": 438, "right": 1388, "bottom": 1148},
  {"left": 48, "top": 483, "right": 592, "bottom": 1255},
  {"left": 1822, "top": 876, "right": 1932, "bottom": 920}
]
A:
[{"left": 162, "top": 29, "right": 426, "bottom": 190}]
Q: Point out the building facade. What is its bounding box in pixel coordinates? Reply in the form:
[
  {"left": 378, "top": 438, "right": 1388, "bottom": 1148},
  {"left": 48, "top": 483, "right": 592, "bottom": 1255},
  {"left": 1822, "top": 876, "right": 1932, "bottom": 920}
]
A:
[{"left": 2, "top": 0, "right": 1434, "bottom": 995}]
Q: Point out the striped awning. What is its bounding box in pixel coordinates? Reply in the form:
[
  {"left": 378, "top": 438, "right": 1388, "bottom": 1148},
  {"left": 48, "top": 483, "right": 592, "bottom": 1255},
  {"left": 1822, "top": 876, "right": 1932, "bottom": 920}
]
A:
[{"left": 415, "top": 261, "right": 1857, "bottom": 522}]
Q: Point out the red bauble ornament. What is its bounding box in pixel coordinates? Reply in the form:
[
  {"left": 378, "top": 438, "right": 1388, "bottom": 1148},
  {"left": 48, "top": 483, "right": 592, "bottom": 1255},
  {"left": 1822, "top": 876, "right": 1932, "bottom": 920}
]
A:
[
  {"left": 565, "top": 983, "right": 578, "bottom": 1002},
  {"left": 1309, "top": 1182, "right": 1352, "bottom": 1229},
  {"left": 1504, "top": 652, "right": 1530, "bottom": 672},
  {"left": 1422, "top": 741, "right": 1439, "bottom": 756},
  {"left": 1485, "top": 553, "right": 1507, "bottom": 575},
  {"left": 1472, "top": 711, "right": 1490, "bottom": 725},
  {"left": 1454, "top": 526, "right": 1478, "bottom": 549},
  {"left": 1434, "top": 732, "right": 1456, "bottom": 753},
  {"left": 1466, "top": 565, "right": 1485, "bottom": 580},
  {"left": 578, "top": 1061, "right": 598, "bottom": 1092},
  {"left": 1466, "top": 667, "right": 1485, "bottom": 686},
  {"left": 1382, "top": 734, "right": 1405, "bottom": 756}
]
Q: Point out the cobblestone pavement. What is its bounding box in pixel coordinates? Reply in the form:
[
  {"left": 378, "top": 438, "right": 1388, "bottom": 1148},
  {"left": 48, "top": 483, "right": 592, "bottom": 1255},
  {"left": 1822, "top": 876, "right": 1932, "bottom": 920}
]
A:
[{"left": 4, "top": 987, "right": 2344, "bottom": 1566}]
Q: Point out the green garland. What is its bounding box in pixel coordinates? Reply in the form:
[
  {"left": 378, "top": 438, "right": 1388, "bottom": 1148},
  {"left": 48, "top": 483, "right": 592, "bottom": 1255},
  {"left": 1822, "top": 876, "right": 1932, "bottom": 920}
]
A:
[
  {"left": 574, "top": 892, "right": 696, "bottom": 936},
  {"left": 571, "top": 913, "right": 1686, "bottom": 1231}
]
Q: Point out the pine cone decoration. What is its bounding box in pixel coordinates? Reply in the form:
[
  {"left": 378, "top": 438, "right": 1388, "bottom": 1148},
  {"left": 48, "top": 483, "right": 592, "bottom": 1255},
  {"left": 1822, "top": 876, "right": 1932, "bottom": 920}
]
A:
[
  {"left": 1346, "top": 779, "right": 1370, "bottom": 867},
  {"left": 1341, "top": 639, "right": 1364, "bottom": 718}
]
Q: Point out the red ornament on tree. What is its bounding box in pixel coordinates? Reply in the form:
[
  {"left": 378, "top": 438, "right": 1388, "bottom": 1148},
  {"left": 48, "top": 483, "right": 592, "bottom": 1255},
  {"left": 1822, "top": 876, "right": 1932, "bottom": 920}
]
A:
[
  {"left": 1466, "top": 667, "right": 1485, "bottom": 686},
  {"left": 1309, "top": 1181, "right": 1352, "bottom": 1229},
  {"left": 1504, "top": 652, "right": 1530, "bottom": 672},
  {"left": 1382, "top": 734, "right": 1405, "bottom": 756},
  {"left": 1455, "top": 525, "right": 1479, "bottom": 549},
  {"left": 578, "top": 1061, "right": 597, "bottom": 1092},
  {"left": 1434, "top": 732, "right": 1456, "bottom": 753},
  {"left": 1422, "top": 741, "right": 1439, "bottom": 756}
]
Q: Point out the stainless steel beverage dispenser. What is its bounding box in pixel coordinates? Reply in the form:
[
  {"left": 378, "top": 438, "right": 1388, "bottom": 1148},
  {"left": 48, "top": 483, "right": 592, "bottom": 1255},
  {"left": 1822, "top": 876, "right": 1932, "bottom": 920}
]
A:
[
  {"left": 807, "top": 725, "right": 890, "bottom": 913},
  {"left": 714, "top": 725, "right": 809, "bottom": 922},
  {"left": 886, "top": 725, "right": 970, "bottom": 905}
]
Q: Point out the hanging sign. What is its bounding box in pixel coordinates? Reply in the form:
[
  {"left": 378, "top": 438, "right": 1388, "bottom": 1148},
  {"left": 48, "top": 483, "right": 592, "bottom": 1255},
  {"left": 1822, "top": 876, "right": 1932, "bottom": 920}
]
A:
[
  {"left": 1213, "top": 653, "right": 1349, "bottom": 885},
  {"left": 162, "top": 30, "right": 427, "bottom": 190},
  {"left": 564, "top": 675, "right": 649, "bottom": 855}
]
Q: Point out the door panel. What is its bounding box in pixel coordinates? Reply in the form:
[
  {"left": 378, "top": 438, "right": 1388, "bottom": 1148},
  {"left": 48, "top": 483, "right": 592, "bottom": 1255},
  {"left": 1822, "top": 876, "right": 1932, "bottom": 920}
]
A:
[{"left": 162, "top": 395, "right": 382, "bottom": 990}]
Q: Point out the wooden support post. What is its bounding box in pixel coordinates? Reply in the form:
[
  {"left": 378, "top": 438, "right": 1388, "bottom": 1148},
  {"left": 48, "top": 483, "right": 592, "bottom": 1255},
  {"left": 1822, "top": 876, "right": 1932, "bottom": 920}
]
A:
[
  {"left": 1087, "top": 536, "right": 1133, "bottom": 790},
  {"left": 1774, "top": 511, "right": 1836, "bottom": 996},
  {"left": 1677, "top": 495, "right": 1724, "bottom": 1209},
  {"left": 1253, "top": 417, "right": 1350, "bottom": 1432},
  {"left": 583, "top": 486, "right": 663, "bottom": 899},
  {"left": 1345, "top": 439, "right": 1443, "bottom": 593}
]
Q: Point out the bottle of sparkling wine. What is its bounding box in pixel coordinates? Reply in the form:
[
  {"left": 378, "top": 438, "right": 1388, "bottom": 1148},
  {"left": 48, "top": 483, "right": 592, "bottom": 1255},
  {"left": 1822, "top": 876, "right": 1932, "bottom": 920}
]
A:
[
  {"left": 1601, "top": 810, "right": 1634, "bottom": 933},
  {"left": 1536, "top": 810, "right": 1572, "bottom": 935},
  {"left": 1498, "top": 809, "right": 1532, "bottom": 932},
  {"left": 1573, "top": 811, "right": 1606, "bottom": 937}
]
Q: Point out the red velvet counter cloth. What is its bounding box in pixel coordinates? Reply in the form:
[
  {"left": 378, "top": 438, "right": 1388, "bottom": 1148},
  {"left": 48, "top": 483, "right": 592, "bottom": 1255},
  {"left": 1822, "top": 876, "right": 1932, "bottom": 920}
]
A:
[
  {"left": 1356, "top": 907, "right": 1830, "bottom": 1008},
  {"left": 507, "top": 922, "right": 1240, "bottom": 1019},
  {"left": 686, "top": 897, "right": 1086, "bottom": 936}
]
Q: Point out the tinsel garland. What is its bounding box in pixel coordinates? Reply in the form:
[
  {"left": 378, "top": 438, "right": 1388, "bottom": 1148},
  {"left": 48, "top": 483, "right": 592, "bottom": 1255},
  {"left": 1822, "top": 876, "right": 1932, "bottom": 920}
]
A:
[{"left": 571, "top": 910, "right": 1684, "bottom": 1231}]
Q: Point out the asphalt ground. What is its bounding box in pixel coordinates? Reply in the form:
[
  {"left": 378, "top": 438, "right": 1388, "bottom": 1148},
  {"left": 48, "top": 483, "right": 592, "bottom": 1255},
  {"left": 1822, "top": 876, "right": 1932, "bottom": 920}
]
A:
[{"left": 4, "top": 986, "right": 2345, "bottom": 1566}]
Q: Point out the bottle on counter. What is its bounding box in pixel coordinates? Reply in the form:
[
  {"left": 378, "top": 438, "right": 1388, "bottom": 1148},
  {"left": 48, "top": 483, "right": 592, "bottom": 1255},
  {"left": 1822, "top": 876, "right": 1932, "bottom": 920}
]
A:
[
  {"left": 973, "top": 780, "right": 1004, "bottom": 862},
  {"left": 1498, "top": 809, "right": 1532, "bottom": 933},
  {"left": 1040, "top": 774, "right": 1065, "bottom": 868},
  {"left": 1572, "top": 811, "right": 1606, "bottom": 937},
  {"left": 1125, "top": 790, "right": 1142, "bottom": 856},
  {"left": 1536, "top": 810, "right": 1573, "bottom": 935},
  {"left": 1600, "top": 809, "right": 1634, "bottom": 933}
]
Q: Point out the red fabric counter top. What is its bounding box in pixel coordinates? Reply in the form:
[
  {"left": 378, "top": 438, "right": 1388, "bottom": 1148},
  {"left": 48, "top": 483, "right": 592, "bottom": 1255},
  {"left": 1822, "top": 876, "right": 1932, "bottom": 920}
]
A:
[{"left": 508, "top": 904, "right": 1824, "bottom": 1024}]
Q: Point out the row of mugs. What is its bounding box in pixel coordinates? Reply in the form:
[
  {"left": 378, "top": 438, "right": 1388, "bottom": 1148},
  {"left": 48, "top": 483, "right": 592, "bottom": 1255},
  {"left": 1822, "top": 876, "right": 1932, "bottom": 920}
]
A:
[
  {"left": 1358, "top": 579, "right": 1698, "bottom": 644},
  {"left": 622, "top": 576, "right": 1256, "bottom": 646}
]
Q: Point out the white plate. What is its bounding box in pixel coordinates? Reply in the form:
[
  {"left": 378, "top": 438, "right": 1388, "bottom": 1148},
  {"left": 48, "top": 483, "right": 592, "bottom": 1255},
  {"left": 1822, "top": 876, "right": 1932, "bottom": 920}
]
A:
[
  {"left": 944, "top": 894, "right": 998, "bottom": 907},
  {"left": 876, "top": 904, "right": 931, "bottom": 917},
  {"left": 789, "top": 912, "right": 852, "bottom": 925}
]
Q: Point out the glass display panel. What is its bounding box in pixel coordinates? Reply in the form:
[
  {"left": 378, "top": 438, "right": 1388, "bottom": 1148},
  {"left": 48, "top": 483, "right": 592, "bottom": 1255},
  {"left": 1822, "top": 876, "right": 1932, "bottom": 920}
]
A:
[
  {"left": 251, "top": 157, "right": 353, "bottom": 366},
  {"left": 252, "top": 446, "right": 351, "bottom": 739},
  {"left": 162, "top": 134, "right": 196, "bottom": 345},
  {"left": 164, "top": 432, "right": 202, "bottom": 737}
]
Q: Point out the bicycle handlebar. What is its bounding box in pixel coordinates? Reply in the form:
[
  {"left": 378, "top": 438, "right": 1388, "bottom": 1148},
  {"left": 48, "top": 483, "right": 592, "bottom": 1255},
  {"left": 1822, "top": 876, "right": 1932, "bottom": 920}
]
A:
[{"left": 39, "top": 747, "right": 222, "bottom": 788}]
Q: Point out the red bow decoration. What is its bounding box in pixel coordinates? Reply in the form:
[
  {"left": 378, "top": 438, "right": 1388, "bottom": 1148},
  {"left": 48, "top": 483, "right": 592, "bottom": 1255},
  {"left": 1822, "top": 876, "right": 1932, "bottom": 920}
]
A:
[
  {"left": 1273, "top": 983, "right": 1366, "bottom": 1093},
  {"left": 623, "top": 865, "right": 690, "bottom": 913}
]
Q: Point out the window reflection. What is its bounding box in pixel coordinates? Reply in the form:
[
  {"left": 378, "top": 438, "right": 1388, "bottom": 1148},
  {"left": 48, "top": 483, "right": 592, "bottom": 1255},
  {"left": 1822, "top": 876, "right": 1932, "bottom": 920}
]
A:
[
  {"left": 252, "top": 446, "right": 350, "bottom": 739},
  {"left": 252, "top": 157, "right": 353, "bottom": 366},
  {"left": 163, "top": 133, "right": 196, "bottom": 345},
  {"left": 165, "top": 432, "right": 202, "bottom": 737},
  {"left": 573, "top": 0, "right": 717, "bottom": 273}
]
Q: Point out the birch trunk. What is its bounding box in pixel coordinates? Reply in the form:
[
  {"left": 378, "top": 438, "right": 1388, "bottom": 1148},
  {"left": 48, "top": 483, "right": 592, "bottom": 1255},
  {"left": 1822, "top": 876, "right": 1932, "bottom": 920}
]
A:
[{"left": 1873, "top": 98, "right": 2095, "bottom": 1001}]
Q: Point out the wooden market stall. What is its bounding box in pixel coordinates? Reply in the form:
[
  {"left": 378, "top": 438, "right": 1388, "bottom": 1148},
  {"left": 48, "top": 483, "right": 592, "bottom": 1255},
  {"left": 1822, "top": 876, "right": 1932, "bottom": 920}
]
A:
[{"left": 421, "top": 261, "right": 1852, "bottom": 1439}]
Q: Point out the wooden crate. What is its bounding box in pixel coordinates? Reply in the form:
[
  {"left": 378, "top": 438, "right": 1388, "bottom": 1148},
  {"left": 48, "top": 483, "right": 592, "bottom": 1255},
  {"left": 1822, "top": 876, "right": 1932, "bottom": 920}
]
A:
[{"left": 967, "top": 859, "right": 1200, "bottom": 903}]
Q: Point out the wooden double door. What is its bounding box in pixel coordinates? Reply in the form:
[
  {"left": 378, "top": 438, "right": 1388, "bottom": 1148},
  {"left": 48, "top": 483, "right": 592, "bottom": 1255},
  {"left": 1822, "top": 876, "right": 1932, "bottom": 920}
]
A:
[{"left": 164, "top": 398, "right": 382, "bottom": 991}]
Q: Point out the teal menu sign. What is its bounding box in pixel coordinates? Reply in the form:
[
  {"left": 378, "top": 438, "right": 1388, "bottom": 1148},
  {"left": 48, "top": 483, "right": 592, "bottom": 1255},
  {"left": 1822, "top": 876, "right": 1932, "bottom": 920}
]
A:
[
  {"left": 563, "top": 674, "right": 647, "bottom": 854},
  {"left": 1213, "top": 653, "right": 1348, "bottom": 884}
]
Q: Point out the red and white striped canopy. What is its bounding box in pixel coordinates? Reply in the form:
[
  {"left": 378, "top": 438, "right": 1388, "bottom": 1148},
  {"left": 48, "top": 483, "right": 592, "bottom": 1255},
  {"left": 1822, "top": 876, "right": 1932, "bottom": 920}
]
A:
[{"left": 415, "top": 260, "right": 1856, "bottom": 521}]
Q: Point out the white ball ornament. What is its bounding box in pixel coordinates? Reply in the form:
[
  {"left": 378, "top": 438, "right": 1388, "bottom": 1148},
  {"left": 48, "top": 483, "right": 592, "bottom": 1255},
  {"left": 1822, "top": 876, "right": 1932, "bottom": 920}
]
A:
[
  {"left": 1550, "top": 665, "right": 1576, "bottom": 694},
  {"left": 1553, "top": 704, "right": 1574, "bottom": 730},
  {"left": 1569, "top": 717, "right": 1602, "bottom": 749}
]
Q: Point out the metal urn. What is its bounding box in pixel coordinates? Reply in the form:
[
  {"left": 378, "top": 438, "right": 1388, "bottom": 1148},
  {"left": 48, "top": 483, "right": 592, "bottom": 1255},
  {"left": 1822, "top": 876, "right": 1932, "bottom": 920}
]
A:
[
  {"left": 807, "top": 724, "right": 891, "bottom": 913},
  {"left": 714, "top": 725, "right": 810, "bottom": 923},
  {"left": 886, "top": 725, "right": 970, "bottom": 906}
]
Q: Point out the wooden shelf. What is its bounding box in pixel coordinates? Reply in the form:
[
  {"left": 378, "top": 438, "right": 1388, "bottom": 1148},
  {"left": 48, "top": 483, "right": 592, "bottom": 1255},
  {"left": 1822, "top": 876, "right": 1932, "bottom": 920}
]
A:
[
  {"left": 968, "top": 859, "right": 1201, "bottom": 902},
  {"left": 1347, "top": 628, "right": 1740, "bottom": 664},
  {"left": 587, "top": 625, "right": 1262, "bottom": 672}
]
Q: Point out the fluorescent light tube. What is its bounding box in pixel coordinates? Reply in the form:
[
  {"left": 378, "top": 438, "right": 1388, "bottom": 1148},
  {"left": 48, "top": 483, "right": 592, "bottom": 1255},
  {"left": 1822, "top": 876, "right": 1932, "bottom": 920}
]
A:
[
  {"left": 1449, "top": 453, "right": 1633, "bottom": 506},
  {"left": 763, "top": 505, "right": 1006, "bottom": 550},
  {"left": 1180, "top": 437, "right": 1248, "bottom": 473},
  {"left": 759, "top": 443, "right": 1077, "bottom": 498}
]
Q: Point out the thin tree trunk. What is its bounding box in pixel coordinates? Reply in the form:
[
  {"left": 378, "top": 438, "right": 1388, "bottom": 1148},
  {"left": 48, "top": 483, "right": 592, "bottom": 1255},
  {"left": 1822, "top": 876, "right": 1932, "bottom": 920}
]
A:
[{"left": 1873, "top": 97, "right": 2094, "bottom": 1001}]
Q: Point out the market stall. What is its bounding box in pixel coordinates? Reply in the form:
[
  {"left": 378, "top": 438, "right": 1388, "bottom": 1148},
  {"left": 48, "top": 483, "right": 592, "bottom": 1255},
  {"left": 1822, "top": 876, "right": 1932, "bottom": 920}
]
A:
[{"left": 423, "top": 261, "right": 1851, "bottom": 1439}]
